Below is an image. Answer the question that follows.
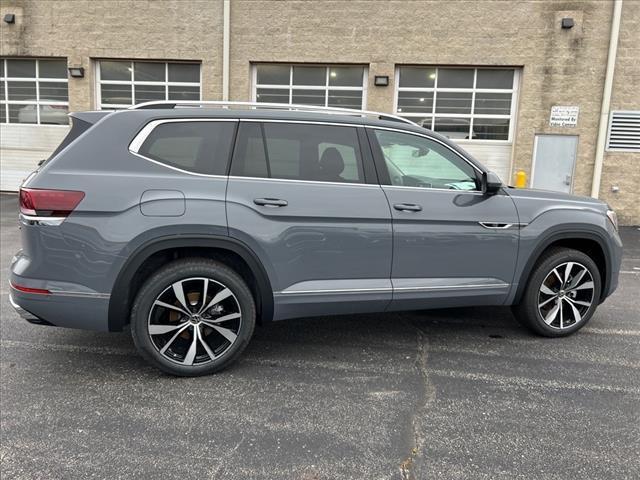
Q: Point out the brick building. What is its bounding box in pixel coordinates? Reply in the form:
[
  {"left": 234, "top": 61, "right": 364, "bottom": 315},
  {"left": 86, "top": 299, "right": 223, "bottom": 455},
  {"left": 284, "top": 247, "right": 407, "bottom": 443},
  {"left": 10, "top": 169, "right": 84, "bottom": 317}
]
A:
[{"left": 0, "top": 0, "right": 638, "bottom": 223}]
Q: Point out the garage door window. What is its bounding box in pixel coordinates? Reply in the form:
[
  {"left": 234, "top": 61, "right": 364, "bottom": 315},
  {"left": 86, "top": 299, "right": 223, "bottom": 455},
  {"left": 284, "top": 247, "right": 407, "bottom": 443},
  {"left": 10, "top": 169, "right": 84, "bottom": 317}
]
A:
[
  {"left": 0, "top": 58, "right": 69, "bottom": 125},
  {"left": 253, "top": 64, "right": 366, "bottom": 110},
  {"left": 97, "top": 60, "right": 201, "bottom": 109},
  {"left": 395, "top": 67, "right": 518, "bottom": 141}
]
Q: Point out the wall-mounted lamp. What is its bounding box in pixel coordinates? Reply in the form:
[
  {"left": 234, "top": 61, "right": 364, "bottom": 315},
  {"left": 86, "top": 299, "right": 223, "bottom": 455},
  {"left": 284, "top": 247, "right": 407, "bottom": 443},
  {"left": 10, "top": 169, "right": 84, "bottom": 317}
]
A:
[
  {"left": 68, "top": 66, "right": 85, "bottom": 78},
  {"left": 3, "top": 13, "right": 16, "bottom": 24},
  {"left": 374, "top": 75, "right": 389, "bottom": 87},
  {"left": 561, "top": 17, "right": 575, "bottom": 29}
]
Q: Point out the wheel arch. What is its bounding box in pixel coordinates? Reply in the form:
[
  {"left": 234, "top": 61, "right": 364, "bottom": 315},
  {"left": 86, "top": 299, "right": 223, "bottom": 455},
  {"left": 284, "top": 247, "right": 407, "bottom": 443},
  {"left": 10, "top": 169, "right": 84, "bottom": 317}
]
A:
[
  {"left": 513, "top": 227, "right": 612, "bottom": 306},
  {"left": 108, "top": 235, "right": 274, "bottom": 332}
]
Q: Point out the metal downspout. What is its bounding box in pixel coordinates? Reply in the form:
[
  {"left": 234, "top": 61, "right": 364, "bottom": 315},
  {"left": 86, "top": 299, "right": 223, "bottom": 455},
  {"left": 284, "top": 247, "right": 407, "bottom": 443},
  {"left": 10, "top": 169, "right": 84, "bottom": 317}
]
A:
[{"left": 591, "top": 0, "right": 623, "bottom": 198}]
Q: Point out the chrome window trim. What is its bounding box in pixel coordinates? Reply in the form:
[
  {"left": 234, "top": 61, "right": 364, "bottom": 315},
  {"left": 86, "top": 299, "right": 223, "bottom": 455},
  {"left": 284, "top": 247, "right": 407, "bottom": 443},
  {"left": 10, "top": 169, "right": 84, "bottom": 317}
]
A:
[
  {"left": 228, "top": 176, "right": 380, "bottom": 188},
  {"left": 128, "top": 118, "right": 238, "bottom": 178},
  {"left": 129, "top": 152, "right": 230, "bottom": 179},
  {"left": 129, "top": 118, "right": 239, "bottom": 153},
  {"left": 382, "top": 185, "right": 485, "bottom": 195},
  {"left": 127, "top": 117, "right": 486, "bottom": 187}
]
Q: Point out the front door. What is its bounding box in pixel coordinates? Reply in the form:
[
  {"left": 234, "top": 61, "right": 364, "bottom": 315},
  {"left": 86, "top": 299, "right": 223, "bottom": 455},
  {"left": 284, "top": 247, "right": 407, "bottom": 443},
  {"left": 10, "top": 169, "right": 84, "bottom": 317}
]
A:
[
  {"left": 227, "top": 121, "right": 393, "bottom": 320},
  {"left": 367, "top": 127, "right": 519, "bottom": 310},
  {"left": 532, "top": 134, "right": 578, "bottom": 193}
]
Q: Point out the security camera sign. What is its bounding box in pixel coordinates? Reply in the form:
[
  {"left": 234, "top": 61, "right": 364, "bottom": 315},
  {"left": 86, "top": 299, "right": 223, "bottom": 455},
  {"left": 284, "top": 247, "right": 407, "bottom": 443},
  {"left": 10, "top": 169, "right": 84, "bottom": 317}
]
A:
[{"left": 550, "top": 106, "right": 579, "bottom": 127}]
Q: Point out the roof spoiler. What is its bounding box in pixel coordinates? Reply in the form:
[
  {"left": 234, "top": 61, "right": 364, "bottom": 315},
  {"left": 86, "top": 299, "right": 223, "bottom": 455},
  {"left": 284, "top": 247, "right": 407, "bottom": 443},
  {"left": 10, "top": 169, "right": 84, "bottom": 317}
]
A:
[{"left": 40, "top": 111, "right": 112, "bottom": 166}]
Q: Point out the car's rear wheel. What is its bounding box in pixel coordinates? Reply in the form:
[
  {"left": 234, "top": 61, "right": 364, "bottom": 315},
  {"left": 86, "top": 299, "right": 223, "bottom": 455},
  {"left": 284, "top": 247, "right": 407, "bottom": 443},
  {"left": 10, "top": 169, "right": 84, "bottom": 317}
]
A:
[
  {"left": 130, "top": 258, "right": 255, "bottom": 376},
  {"left": 513, "top": 247, "right": 601, "bottom": 337}
]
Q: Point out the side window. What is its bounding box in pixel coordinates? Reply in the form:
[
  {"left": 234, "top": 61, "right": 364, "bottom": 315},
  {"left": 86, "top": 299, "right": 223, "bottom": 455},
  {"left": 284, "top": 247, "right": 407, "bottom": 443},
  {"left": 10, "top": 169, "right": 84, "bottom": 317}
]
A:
[
  {"left": 138, "top": 121, "right": 235, "bottom": 175},
  {"left": 373, "top": 129, "right": 478, "bottom": 190},
  {"left": 231, "top": 122, "right": 365, "bottom": 183}
]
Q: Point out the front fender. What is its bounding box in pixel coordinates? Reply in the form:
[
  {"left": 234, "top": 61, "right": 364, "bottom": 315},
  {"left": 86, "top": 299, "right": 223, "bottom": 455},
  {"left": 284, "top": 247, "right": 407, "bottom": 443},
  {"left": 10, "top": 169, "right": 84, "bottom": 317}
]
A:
[{"left": 508, "top": 207, "right": 621, "bottom": 305}]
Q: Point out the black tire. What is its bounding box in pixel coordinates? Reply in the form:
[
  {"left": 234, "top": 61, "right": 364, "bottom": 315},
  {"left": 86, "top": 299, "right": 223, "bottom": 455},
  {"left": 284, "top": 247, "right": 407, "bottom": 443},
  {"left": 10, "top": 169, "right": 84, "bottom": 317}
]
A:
[
  {"left": 130, "top": 258, "right": 255, "bottom": 376},
  {"left": 513, "top": 247, "right": 601, "bottom": 337}
]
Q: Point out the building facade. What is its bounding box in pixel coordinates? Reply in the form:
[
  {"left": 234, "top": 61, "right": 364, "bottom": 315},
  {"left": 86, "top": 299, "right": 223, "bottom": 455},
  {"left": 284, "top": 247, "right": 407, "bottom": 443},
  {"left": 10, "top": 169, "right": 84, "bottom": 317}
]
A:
[{"left": 1, "top": 0, "right": 638, "bottom": 223}]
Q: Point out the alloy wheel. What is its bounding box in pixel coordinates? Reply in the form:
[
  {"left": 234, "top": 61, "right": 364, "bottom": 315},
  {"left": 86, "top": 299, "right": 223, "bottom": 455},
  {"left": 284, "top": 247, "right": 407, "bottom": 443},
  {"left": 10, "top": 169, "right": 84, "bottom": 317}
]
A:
[
  {"left": 537, "top": 262, "right": 595, "bottom": 330},
  {"left": 147, "top": 277, "right": 242, "bottom": 365}
]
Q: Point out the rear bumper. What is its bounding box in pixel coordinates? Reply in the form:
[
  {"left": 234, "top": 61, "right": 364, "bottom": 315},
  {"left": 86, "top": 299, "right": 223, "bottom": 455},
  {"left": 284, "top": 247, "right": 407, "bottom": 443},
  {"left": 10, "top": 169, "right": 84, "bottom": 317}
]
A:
[
  {"left": 9, "top": 284, "right": 111, "bottom": 331},
  {"left": 9, "top": 293, "right": 41, "bottom": 322},
  {"left": 10, "top": 250, "right": 111, "bottom": 331}
]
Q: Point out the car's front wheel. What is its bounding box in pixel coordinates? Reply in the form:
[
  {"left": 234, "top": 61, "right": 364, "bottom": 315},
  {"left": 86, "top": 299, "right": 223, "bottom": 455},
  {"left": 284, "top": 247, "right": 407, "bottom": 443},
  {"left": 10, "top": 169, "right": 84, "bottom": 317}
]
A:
[
  {"left": 130, "top": 258, "right": 256, "bottom": 376},
  {"left": 513, "top": 247, "right": 601, "bottom": 337}
]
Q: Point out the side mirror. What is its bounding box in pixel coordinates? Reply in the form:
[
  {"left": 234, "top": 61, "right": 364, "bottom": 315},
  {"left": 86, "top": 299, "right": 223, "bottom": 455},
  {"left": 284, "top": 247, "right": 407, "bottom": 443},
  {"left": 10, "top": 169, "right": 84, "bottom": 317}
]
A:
[
  {"left": 411, "top": 146, "right": 430, "bottom": 158},
  {"left": 481, "top": 171, "right": 503, "bottom": 195}
]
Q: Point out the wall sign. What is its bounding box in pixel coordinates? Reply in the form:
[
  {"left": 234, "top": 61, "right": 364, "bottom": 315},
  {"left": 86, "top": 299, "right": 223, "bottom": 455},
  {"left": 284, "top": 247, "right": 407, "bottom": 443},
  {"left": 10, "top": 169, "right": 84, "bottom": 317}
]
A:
[{"left": 550, "top": 105, "right": 579, "bottom": 127}]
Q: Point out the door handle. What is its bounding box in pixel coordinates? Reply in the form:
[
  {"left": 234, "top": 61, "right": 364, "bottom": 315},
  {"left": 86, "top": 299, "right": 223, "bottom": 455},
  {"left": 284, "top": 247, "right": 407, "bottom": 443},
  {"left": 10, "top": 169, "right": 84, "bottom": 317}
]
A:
[
  {"left": 393, "top": 203, "right": 422, "bottom": 212},
  {"left": 254, "top": 198, "right": 288, "bottom": 207}
]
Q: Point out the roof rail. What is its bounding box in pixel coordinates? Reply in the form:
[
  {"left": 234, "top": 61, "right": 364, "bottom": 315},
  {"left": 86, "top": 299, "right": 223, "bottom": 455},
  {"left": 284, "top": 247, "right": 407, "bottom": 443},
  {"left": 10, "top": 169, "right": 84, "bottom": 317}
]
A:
[{"left": 128, "top": 100, "right": 418, "bottom": 126}]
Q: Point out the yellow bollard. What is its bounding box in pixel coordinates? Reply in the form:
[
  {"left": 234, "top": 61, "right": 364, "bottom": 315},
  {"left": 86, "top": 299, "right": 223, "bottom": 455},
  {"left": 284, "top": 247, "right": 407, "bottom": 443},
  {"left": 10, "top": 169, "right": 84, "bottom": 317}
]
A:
[{"left": 515, "top": 170, "right": 527, "bottom": 188}]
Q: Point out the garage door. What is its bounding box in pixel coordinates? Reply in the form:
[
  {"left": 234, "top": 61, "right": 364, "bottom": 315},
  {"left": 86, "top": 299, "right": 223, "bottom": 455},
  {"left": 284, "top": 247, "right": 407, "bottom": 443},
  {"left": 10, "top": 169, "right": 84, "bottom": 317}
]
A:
[
  {"left": 459, "top": 143, "right": 512, "bottom": 183},
  {"left": 395, "top": 66, "right": 520, "bottom": 184},
  {"left": 0, "top": 124, "right": 69, "bottom": 191}
]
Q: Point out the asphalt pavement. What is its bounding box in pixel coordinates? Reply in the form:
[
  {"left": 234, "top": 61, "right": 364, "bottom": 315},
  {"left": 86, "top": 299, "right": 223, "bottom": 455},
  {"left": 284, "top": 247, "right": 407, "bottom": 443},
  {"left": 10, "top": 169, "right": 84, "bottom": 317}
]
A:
[{"left": 1, "top": 192, "right": 638, "bottom": 479}]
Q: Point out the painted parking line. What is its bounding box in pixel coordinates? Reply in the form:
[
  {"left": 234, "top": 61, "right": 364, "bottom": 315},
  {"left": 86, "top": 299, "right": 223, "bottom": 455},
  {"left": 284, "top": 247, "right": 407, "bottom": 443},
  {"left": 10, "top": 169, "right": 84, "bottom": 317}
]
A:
[
  {"left": 428, "top": 368, "right": 640, "bottom": 395},
  {"left": 583, "top": 327, "right": 640, "bottom": 336}
]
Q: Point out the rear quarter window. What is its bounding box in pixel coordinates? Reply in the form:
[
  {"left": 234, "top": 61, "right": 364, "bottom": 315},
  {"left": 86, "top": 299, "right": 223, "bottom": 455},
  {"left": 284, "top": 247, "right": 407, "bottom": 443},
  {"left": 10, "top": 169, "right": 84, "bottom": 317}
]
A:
[{"left": 137, "top": 121, "right": 236, "bottom": 175}]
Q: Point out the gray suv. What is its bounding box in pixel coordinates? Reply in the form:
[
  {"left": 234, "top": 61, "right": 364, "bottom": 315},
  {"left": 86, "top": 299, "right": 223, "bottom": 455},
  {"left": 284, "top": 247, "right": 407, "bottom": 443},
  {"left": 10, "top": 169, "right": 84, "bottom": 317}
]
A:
[{"left": 10, "top": 102, "right": 623, "bottom": 376}]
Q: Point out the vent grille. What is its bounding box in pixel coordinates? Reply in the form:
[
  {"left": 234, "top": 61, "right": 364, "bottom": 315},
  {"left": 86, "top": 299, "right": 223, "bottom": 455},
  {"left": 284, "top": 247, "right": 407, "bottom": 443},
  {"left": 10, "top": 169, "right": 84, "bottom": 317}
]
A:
[{"left": 606, "top": 111, "right": 640, "bottom": 151}]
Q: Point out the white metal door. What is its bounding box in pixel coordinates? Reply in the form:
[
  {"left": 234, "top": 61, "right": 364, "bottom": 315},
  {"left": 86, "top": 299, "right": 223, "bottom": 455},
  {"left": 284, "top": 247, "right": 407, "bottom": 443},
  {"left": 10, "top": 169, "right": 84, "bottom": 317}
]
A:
[{"left": 531, "top": 134, "right": 578, "bottom": 193}]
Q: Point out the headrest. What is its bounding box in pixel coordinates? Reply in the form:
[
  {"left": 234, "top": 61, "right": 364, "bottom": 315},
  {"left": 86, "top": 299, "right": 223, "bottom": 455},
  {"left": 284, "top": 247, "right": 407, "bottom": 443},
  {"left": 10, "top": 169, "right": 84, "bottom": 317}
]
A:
[{"left": 319, "top": 147, "right": 345, "bottom": 178}]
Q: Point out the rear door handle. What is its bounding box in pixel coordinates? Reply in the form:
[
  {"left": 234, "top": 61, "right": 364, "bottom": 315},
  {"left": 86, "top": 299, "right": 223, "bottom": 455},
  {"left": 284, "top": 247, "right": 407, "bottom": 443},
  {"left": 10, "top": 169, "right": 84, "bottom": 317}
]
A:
[
  {"left": 393, "top": 203, "right": 422, "bottom": 212},
  {"left": 254, "top": 198, "right": 288, "bottom": 207}
]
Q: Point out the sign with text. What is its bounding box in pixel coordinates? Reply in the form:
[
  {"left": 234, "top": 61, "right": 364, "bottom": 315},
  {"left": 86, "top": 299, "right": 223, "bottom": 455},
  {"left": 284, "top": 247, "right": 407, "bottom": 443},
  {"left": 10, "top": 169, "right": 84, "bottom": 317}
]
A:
[{"left": 550, "top": 105, "right": 579, "bottom": 127}]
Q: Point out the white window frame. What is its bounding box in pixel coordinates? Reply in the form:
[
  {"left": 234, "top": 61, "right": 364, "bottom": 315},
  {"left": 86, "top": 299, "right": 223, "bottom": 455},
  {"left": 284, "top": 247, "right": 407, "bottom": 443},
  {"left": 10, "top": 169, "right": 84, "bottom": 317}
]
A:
[
  {"left": 0, "top": 57, "right": 69, "bottom": 125},
  {"left": 96, "top": 60, "right": 202, "bottom": 109},
  {"left": 394, "top": 66, "right": 520, "bottom": 144},
  {"left": 251, "top": 64, "right": 368, "bottom": 109}
]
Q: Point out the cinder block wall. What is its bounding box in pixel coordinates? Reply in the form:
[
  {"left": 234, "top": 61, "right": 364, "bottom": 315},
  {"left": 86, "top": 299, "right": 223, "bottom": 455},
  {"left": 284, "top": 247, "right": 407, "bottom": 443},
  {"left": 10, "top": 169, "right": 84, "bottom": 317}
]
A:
[
  {"left": 0, "top": 0, "right": 225, "bottom": 111},
  {"left": 229, "top": 0, "right": 638, "bottom": 224},
  {"left": 600, "top": 1, "right": 640, "bottom": 225},
  {"left": 1, "top": 0, "right": 638, "bottom": 223}
]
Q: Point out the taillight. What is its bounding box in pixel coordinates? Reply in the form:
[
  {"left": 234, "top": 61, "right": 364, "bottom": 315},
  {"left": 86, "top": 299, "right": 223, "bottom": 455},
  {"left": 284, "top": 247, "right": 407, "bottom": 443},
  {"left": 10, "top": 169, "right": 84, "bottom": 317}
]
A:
[
  {"left": 19, "top": 188, "right": 85, "bottom": 217},
  {"left": 10, "top": 283, "right": 51, "bottom": 295}
]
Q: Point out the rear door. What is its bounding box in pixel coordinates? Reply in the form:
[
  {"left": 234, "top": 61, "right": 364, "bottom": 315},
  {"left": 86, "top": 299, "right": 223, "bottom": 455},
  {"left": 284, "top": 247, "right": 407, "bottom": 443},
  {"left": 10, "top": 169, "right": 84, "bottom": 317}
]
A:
[
  {"left": 226, "top": 120, "right": 392, "bottom": 320},
  {"left": 367, "top": 127, "right": 519, "bottom": 310}
]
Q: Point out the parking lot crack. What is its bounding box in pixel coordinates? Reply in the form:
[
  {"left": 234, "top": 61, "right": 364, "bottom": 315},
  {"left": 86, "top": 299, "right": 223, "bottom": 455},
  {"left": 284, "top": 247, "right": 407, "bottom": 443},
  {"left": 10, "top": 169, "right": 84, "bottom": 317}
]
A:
[{"left": 399, "top": 320, "right": 435, "bottom": 480}]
